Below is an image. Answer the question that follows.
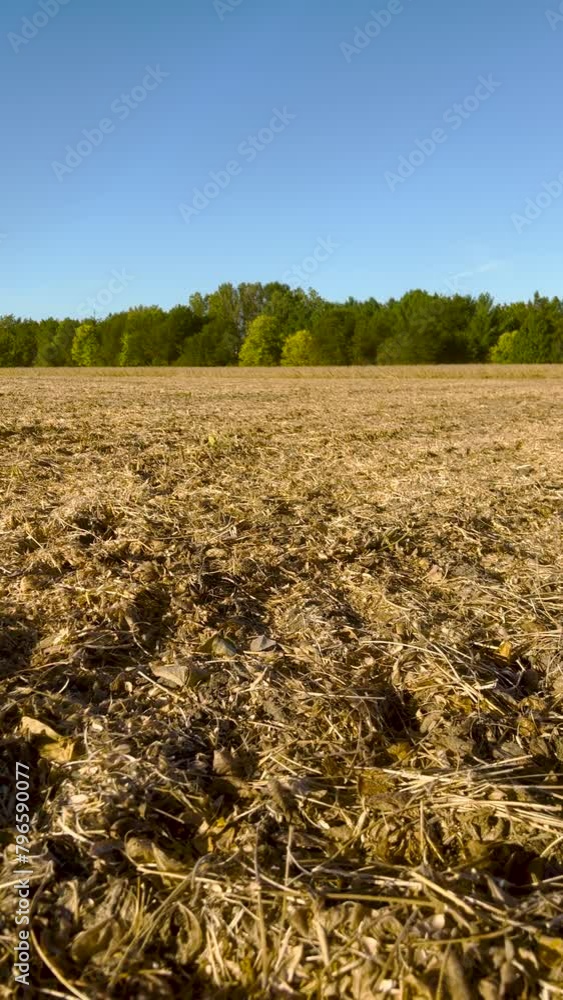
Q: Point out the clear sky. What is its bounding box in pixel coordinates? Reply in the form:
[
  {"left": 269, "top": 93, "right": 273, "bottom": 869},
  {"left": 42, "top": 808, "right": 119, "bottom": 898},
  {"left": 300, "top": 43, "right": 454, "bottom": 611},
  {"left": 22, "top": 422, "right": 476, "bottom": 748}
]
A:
[{"left": 2, "top": 0, "right": 562, "bottom": 318}]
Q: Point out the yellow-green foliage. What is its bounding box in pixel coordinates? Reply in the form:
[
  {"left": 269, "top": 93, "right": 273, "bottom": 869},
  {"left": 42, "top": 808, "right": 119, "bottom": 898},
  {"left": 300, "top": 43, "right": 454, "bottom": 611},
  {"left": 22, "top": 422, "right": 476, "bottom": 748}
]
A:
[
  {"left": 281, "top": 329, "right": 314, "bottom": 366},
  {"left": 490, "top": 330, "right": 518, "bottom": 363},
  {"left": 71, "top": 322, "right": 99, "bottom": 366},
  {"left": 238, "top": 315, "right": 283, "bottom": 366}
]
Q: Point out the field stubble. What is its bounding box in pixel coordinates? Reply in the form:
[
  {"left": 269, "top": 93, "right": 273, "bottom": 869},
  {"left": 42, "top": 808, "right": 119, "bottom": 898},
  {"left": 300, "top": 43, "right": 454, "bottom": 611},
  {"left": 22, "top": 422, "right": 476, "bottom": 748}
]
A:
[{"left": 0, "top": 366, "right": 562, "bottom": 998}]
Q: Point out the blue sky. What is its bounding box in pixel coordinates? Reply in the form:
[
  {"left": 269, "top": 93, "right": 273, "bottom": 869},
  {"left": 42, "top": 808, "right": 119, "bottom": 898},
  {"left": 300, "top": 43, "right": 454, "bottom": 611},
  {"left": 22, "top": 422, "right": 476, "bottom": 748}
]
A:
[{"left": 1, "top": 0, "right": 563, "bottom": 318}]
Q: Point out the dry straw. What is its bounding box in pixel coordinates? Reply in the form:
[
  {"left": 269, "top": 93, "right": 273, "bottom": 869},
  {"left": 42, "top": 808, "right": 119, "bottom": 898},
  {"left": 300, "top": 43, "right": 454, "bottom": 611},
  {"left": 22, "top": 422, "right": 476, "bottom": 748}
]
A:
[{"left": 1, "top": 365, "right": 562, "bottom": 997}]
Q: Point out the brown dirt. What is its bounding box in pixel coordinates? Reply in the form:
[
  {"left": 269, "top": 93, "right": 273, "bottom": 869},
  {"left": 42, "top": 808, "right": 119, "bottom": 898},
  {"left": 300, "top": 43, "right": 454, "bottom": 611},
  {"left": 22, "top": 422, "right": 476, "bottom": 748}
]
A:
[{"left": 1, "top": 365, "right": 562, "bottom": 999}]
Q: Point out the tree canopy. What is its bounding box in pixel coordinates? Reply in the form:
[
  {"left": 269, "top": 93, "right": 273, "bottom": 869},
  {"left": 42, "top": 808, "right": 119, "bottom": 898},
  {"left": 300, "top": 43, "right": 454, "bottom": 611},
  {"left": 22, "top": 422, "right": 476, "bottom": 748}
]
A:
[{"left": 2, "top": 283, "right": 563, "bottom": 368}]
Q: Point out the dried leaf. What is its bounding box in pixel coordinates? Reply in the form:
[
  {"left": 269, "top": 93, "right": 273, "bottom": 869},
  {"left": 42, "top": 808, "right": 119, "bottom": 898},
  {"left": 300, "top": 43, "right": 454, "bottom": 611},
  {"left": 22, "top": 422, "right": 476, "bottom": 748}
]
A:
[
  {"left": 212, "top": 750, "right": 242, "bottom": 777},
  {"left": 124, "top": 836, "right": 186, "bottom": 874},
  {"left": 151, "top": 662, "right": 190, "bottom": 688},
  {"left": 19, "top": 716, "right": 75, "bottom": 761},
  {"left": 426, "top": 564, "right": 444, "bottom": 583},
  {"left": 267, "top": 778, "right": 298, "bottom": 819},
  {"left": 39, "top": 738, "right": 75, "bottom": 763},
  {"left": 249, "top": 634, "right": 277, "bottom": 652},
  {"left": 20, "top": 716, "right": 61, "bottom": 741},
  {"left": 358, "top": 770, "right": 398, "bottom": 797},
  {"left": 387, "top": 741, "right": 413, "bottom": 762},
  {"left": 172, "top": 905, "right": 204, "bottom": 965},
  {"left": 200, "top": 634, "right": 238, "bottom": 658},
  {"left": 71, "top": 921, "right": 119, "bottom": 964}
]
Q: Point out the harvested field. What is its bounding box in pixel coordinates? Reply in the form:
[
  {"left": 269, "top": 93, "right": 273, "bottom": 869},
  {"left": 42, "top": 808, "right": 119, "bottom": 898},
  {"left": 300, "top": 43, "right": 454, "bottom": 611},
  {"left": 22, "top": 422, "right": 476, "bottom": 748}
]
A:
[{"left": 1, "top": 364, "right": 563, "bottom": 998}]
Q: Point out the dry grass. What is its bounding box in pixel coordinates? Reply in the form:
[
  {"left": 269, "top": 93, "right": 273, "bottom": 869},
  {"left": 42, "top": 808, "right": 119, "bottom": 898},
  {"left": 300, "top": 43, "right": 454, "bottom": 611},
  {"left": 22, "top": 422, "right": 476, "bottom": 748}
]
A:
[{"left": 1, "top": 365, "right": 562, "bottom": 999}]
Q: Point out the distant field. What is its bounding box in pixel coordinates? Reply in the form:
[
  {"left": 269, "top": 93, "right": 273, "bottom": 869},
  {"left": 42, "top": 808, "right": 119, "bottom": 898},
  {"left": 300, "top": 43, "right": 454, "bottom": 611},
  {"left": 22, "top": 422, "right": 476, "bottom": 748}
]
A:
[
  {"left": 1, "top": 367, "right": 562, "bottom": 998},
  {"left": 3, "top": 362, "right": 563, "bottom": 378}
]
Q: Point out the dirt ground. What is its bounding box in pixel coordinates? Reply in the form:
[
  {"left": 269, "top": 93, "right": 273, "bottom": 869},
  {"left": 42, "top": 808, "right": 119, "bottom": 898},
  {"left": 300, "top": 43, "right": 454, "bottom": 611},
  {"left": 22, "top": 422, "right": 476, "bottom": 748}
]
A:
[{"left": 1, "top": 365, "right": 562, "bottom": 998}]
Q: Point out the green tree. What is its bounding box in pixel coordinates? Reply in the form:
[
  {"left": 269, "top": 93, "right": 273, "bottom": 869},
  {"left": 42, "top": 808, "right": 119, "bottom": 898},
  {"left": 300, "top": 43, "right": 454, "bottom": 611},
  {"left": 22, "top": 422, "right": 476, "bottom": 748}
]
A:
[
  {"left": 71, "top": 322, "right": 100, "bottom": 366},
  {"left": 496, "top": 300, "right": 528, "bottom": 335},
  {"left": 281, "top": 329, "right": 314, "bottom": 366},
  {"left": 164, "top": 306, "right": 205, "bottom": 364},
  {"left": 265, "top": 285, "right": 327, "bottom": 342},
  {"left": 239, "top": 315, "right": 284, "bottom": 366},
  {"left": 465, "top": 293, "right": 498, "bottom": 361},
  {"left": 203, "top": 282, "right": 270, "bottom": 349},
  {"left": 0, "top": 316, "right": 17, "bottom": 366},
  {"left": 188, "top": 291, "right": 209, "bottom": 318},
  {"left": 351, "top": 307, "right": 394, "bottom": 364},
  {"left": 310, "top": 307, "right": 356, "bottom": 365},
  {"left": 490, "top": 330, "right": 518, "bottom": 363},
  {"left": 96, "top": 312, "right": 128, "bottom": 366},
  {"left": 177, "top": 317, "right": 238, "bottom": 366},
  {"left": 119, "top": 307, "right": 167, "bottom": 366},
  {"left": 239, "top": 282, "right": 269, "bottom": 333},
  {"left": 510, "top": 294, "right": 563, "bottom": 363},
  {"left": 14, "top": 320, "right": 39, "bottom": 366},
  {"left": 6, "top": 284, "right": 563, "bottom": 369},
  {"left": 0, "top": 317, "right": 51, "bottom": 367},
  {"left": 376, "top": 291, "right": 473, "bottom": 365},
  {"left": 34, "top": 318, "right": 59, "bottom": 366},
  {"left": 207, "top": 283, "right": 241, "bottom": 332},
  {"left": 50, "top": 319, "right": 77, "bottom": 365}
]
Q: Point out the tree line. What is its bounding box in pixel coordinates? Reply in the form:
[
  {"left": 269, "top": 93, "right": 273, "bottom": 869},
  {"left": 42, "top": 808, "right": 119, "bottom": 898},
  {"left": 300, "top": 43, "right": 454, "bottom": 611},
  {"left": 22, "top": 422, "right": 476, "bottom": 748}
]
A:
[{"left": 1, "top": 284, "right": 563, "bottom": 367}]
